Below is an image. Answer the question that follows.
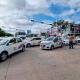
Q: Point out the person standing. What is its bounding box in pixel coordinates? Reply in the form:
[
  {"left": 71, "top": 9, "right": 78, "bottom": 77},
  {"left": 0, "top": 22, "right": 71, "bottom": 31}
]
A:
[{"left": 68, "top": 34, "right": 75, "bottom": 49}]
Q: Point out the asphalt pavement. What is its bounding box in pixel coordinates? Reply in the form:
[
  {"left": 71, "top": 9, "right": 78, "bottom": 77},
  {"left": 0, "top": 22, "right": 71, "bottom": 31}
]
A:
[{"left": 0, "top": 45, "right": 80, "bottom": 80}]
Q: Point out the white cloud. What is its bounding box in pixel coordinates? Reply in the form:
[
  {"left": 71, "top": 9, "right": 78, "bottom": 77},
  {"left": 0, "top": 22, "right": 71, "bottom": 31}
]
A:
[
  {"left": 49, "top": 0, "right": 80, "bottom": 21},
  {"left": 60, "top": 9, "right": 76, "bottom": 17},
  {"left": 49, "top": 0, "right": 80, "bottom": 6},
  {"left": 68, "top": 0, "right": 80, "bottom": 8},
  {"left": 0, "top": 0, "right": 51, "bottom": 33},
  {"left": 49, "top": 0, "right": 68, "bottom": 4},
  {"left": 0, "top": 0, "right": 80, "bottom": 34},
  {"left": 64, "top": 19, "right": 73, "bottom": 23}
]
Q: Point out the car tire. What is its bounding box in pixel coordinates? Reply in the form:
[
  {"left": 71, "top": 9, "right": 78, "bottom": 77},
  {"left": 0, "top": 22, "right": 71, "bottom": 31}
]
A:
[
  {"left": 60, "top": 43, "right": 64, "bottom": 48},
  {"left": 50, "top": 45, "right": 54, "bottom": 50},
  {"left": 22, "top": 46, "right": 25, "bottom": 52},
  {"left": 0, "top": 52, "right": 8, "bottom": 61},
  {"left": 26, "top": 43, "right": 31, "bottom": 47},
  {"left": 41, "top": 47, "right": 44, "bottom": 50}
]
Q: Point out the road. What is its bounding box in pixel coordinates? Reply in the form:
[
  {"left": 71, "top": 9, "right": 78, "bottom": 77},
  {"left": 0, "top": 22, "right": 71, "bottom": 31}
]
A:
[{"left": 0, "top": 45, "right": 80, "bottom": 80}]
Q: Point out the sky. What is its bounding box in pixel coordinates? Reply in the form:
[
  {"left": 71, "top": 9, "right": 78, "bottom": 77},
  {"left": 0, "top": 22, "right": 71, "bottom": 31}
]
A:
[{"left": 0, "top": 0, "right": 80, "bottom": 33}]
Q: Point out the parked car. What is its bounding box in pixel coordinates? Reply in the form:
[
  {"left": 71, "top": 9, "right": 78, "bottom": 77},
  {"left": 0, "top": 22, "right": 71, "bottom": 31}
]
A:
[
  {"left": 76, "top": 36, "right": 80, "bottom": 44},
  {"left": 63, "top": 38, "right": 69, "bottom": 45},
  {"left": 0, "top": 37, "right": 25, "bottom": 61},
  {"left": 40, "top": 36, "right": 64, "bottom": 50},
  {"left": 23, "top": 37, "right": 41, "bottom": 47},
  {"left": 63, "top": 38, "right": 77, "bottom": 45}
]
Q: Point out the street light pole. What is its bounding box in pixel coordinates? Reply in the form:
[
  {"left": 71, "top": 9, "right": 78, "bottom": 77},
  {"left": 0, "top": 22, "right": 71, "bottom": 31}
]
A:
[
  {"left": 30, "top": 20, "right": 53, "bottom": 26},
  {"left": 30, "top": 19, "right": 53, "bottom": 36}
]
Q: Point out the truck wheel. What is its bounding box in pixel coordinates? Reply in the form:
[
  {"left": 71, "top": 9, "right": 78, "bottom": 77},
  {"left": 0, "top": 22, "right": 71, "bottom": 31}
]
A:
[{"left": 0, "top": 52, "right": 8, "bottom": 61}]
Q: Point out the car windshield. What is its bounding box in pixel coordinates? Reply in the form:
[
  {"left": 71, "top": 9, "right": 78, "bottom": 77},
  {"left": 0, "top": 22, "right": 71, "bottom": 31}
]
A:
[
  {"left": 46, "top": 37, "right": 54, "bottom": 41},
  {"left": 0, "top": 39, "right": 8, "bottom": 45}
]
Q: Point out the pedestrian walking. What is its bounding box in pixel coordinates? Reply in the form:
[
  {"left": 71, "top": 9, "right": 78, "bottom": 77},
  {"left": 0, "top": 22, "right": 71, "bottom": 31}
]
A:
[{"left": 68, "top": 34, "right": 75, "bottom": 49}]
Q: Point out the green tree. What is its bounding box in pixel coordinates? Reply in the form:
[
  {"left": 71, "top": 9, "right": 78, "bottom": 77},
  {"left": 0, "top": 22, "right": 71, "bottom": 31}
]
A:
[
  {"left": 0, "top": 28, "right": 13, "bottom": 37},
  {"left": 0, "top": 28, "right": 6, "bottom": 36}
]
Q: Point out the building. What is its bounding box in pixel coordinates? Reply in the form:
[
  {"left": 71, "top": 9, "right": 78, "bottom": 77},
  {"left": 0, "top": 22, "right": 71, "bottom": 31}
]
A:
[
  {"left": 47, "top": 27, "right": 61, "bottom": 36},
  {"left": 70, "top": 24, "right": 80, "bottom": 36},
  {"left": 62, "top": 23, "right": 80, "bottom": 37}
]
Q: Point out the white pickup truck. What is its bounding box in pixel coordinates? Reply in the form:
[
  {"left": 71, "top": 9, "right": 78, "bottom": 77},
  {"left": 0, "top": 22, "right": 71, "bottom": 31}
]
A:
[{"left": 0, "top": 37, "right": 25, "bottom": 61}]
